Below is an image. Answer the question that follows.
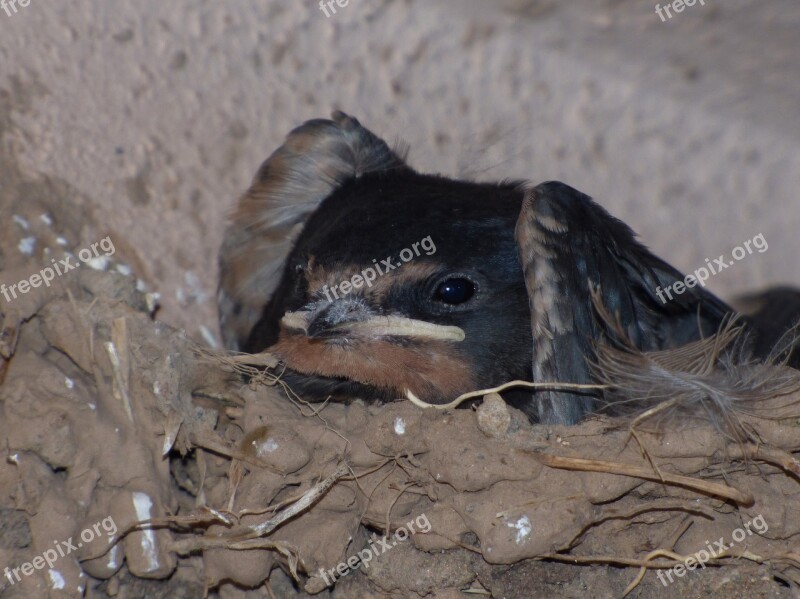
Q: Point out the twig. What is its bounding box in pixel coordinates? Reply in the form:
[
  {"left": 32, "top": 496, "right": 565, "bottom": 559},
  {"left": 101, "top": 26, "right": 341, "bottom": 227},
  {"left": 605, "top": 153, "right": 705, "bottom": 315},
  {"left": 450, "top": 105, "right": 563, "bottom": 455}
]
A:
[
  {"left": 406, "top": 380, "right": 608, "bottom": 410},
  {"left": 537, "top": 453, "right": 754, "bottom": 506},
  {"left": 170, "top": 463, "right": 350, "bottom": 554}
]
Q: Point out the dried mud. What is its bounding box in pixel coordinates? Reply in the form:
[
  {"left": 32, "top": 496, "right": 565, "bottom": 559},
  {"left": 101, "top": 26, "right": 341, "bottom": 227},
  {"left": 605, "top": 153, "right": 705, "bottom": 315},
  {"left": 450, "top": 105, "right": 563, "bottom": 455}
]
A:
[{"left": 2, "top": 196, "right": 800, "bottom": 599}]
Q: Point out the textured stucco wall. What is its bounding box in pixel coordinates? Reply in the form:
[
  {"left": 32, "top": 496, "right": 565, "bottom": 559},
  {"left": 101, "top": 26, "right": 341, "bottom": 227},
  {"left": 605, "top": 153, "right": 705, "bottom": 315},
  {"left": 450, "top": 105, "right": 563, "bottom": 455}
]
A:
[{"left": 1, "top": 0, "right": 798, "bottom": 344}]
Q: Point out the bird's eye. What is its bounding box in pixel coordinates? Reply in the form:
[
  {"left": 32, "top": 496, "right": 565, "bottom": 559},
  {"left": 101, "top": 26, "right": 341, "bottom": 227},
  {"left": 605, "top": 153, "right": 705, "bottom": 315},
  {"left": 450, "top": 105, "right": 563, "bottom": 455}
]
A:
[{"left": 434, "top": 277, "right": 476, "bottom": 305}]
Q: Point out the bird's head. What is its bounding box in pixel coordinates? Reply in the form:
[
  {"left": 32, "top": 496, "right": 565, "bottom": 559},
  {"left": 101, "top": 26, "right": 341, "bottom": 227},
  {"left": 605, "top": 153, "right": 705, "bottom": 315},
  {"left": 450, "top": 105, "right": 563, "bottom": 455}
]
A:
[
  {"left": 218, "top": 112, "right": 532, "bottom": 404},
  {"left": 262, "top": 170, "right": 532, "bottom": 403}
]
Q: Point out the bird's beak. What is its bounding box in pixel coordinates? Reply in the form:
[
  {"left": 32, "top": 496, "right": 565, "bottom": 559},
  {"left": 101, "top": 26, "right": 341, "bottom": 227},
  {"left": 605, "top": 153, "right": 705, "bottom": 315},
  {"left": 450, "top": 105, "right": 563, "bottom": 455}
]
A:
[{"left": 280, "top": 298, "right": 465, "bottom": 342}]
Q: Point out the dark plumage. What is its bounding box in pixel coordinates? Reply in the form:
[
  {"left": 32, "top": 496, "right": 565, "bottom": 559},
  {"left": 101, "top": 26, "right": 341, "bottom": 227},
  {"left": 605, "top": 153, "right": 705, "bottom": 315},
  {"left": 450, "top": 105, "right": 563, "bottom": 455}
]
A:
[{"left": 218, "top": 111, "right": 800, "bottom": 425}]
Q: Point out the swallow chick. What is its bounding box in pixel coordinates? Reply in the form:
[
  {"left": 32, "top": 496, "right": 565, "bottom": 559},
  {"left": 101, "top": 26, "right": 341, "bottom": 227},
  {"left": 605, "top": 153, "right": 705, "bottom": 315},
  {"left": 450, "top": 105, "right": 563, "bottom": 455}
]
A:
[{"left": 218, "top": 111, "right": 797, "bottom": 425}]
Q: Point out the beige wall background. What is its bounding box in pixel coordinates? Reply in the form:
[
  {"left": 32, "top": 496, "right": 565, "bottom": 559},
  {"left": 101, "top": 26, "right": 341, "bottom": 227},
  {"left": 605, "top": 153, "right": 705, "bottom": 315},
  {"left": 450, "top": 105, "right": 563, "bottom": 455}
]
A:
[{"left": 1, "top": 0, "right": 798, "bottom": 345}]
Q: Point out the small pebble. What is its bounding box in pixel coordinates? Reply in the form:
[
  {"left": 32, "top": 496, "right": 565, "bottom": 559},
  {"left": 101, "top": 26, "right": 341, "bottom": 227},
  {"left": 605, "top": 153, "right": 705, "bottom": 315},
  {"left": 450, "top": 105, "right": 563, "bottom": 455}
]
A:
[
  {"left": 18, "top": 236, "right": 36, "bottom": 255},
  {"left": 12, "top": 215, "right": 30, "bottom": 230},
  {"left": 476, "top": 393, "right": 511, "bottom": 438}
]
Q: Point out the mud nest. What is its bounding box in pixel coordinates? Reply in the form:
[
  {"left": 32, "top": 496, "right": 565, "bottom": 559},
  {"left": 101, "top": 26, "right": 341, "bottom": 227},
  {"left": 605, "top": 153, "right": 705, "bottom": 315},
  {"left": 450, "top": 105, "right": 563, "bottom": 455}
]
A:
[{"left": 2, "top": 244, "right": 800, "bottom": 598}]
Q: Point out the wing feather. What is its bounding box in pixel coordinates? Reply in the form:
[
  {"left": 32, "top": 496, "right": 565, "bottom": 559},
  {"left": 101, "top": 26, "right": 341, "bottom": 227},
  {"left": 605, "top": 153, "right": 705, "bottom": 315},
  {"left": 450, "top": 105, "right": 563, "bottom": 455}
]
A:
[{"left": 515, "top": 181, "right": 732, "bottom": 424}]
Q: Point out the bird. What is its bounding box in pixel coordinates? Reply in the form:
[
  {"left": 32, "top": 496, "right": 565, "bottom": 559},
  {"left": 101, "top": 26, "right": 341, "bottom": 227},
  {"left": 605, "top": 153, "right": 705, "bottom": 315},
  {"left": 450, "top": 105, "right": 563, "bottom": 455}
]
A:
[{"left": 217, "top": 111, "right": 799, "bottom": 425}]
